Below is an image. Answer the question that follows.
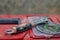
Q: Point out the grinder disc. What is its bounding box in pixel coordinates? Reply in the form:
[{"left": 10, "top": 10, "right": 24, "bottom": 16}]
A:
[{"left": 36, "top": 22, "right": 60, "bottom": 35}]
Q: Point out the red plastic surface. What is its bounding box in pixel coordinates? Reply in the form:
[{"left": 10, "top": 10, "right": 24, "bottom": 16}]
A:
[
  {"left": 0, "top": 15, "right": 28, "bottom": 40},
  {"left": 0, "top": 14, "right": 60, "bottom": 40}
]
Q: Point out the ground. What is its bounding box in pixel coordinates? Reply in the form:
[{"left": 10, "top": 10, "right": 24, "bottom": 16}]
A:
[{"left": 0, "top": 0, "right": 60, "bottom": 14}]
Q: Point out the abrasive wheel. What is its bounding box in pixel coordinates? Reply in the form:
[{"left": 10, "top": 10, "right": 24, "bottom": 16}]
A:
[{"left": 36, "top": 22, "right": 60, "bottom": 35}]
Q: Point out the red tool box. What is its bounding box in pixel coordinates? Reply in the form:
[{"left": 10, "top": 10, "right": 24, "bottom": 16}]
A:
[{"left": 0, "top": 14, "right": 60, "bottom": 40}]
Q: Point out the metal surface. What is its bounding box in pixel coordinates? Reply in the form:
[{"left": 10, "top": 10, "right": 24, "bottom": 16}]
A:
[{"left": 28, "top": 16, "right": 49, "bottom": 25}]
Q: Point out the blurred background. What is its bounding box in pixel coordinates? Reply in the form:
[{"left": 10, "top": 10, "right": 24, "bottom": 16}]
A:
[{"left": 0, "top": 0, "right": 60, "bottom": 14}]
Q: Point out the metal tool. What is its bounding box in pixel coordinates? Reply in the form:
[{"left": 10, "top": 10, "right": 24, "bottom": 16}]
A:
[
  {"left": 6, "top": 16, "right": 59, "bottom": 35},
  {"left": 5, "top": 17, "right": 49, "bottom": 35},
  {"left": 5, "top": 23, "right": 31, "bottom": 35},
  {"left": 0, "top": 18, "right": 20, "bottom": 24}
]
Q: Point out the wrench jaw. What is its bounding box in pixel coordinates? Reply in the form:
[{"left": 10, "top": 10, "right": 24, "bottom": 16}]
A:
[
  {"left": 5, "top": 26, "right": 18, "bottom": 35},
  {"left": 5, "top": 27, "right": 21, "bottom": 35},
  {"left": 5, "top": 29, "right": 15, "bottom": 35}
]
